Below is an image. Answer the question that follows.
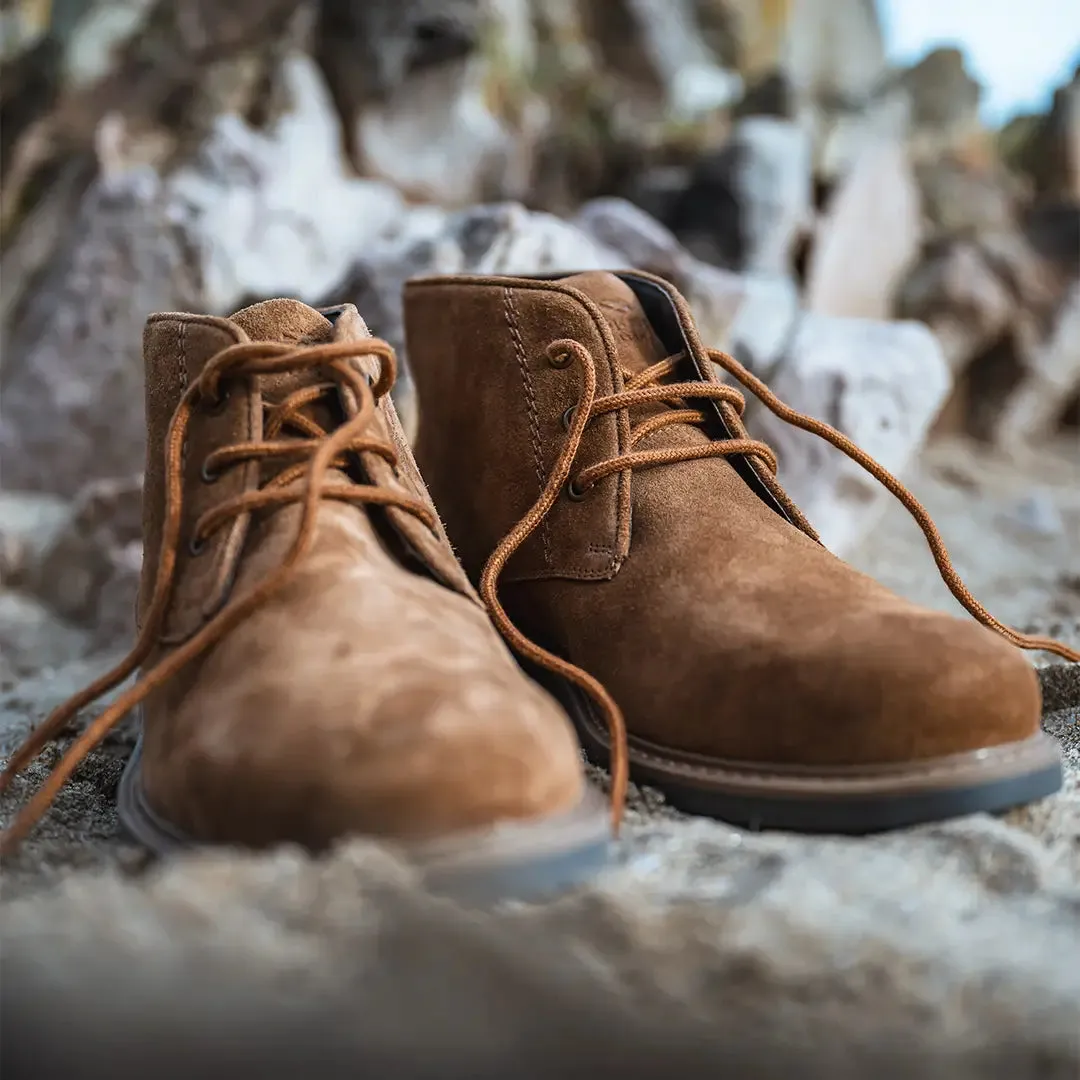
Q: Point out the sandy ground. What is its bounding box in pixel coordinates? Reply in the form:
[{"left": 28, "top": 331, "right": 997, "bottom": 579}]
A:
[{"left": 2, "top": 435, "right": 1079, "bottom": 1078}]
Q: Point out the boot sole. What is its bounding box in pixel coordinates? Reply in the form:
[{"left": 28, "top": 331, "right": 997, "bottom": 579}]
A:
[
  {"left": 117, "top": 730, "right": 611, "bottom": 905},
  {"left": 540, "top": 673, "right": 1064, "bottom": 834}
]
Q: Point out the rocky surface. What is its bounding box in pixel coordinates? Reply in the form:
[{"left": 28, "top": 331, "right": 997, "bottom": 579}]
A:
[
  {"left": 4, "top": 0, "right": 1077, "bottom": 526},
  {"left": 3, "top": 3, "right": 1078, "bottom": 469},
  {"left": 2, "top": 435, "right": 1079, "bottom": 1077},
  {"left": 1, "top": 1, "right": 1078, "bottom": 1073}
]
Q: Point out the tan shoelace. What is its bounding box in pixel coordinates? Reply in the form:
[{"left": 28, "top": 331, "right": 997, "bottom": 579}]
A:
[
  {"left": 0, "top": 337, "right": 434, "bottom": 854},
  {"left": 3, "top": 337, "right": 1075, "bottom": 850},
  {"left": 478, "top": 339, "right": 1080, "bottom": 832}
]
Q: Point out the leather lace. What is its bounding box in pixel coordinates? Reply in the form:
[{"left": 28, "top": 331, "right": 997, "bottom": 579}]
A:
[
  {"left": 0, "top": 338, "right": 434, "bottom": 854},
  {"left": 479, "top": 339, "right": 1080, "bottom": 833}
]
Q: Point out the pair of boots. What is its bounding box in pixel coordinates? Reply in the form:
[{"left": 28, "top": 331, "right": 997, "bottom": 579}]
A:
[{"left": 2, "top": 270, "right": 1075, "bottom": 901}]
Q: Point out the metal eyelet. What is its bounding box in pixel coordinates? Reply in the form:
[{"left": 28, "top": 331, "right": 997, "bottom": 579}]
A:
[
  {"left": 188, "top": 534, "right": 207, "bottom": 557},
  {"left": 200, "top": 460, "right": 220, "bottom": 484},
  {"left": 548, "top": 347, "right": 574, "bottom": 369},
  {"left": 561, "top": 404, "right": 577, "bottom": 431},
  {"left": 565, "top": 477, "right": 587, "bottom": 501}
]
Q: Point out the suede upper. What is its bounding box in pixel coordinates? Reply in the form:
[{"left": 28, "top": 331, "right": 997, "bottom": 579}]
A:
[
  {"left": 402, "top": 271, "right": 1044, "bottom": 769},
  {"left": 134, "top": 299, "right": 585, "bottom": 848}
]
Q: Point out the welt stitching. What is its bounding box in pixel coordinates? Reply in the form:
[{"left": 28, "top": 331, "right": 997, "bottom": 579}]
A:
[
  {"left": 163, "top": 321, "right": 189, "bottom": 642},
  {"left": 177, "top": 322, "right": 188, "bottom": 390},
  {"left": 504, "top": 288, "right": 550, "bottom": 565}
]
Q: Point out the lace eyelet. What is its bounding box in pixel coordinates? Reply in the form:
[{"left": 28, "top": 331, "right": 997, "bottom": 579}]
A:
[
  {"left": 548, "top": 347, "right": 574, "bottom": 369},
  {"left": 188, "top": 535, "right": 207, "bottom": 557},
  {"left": 203, "top": 387, "right": 231, "bottom": 415},
  {"left": 565, "top": 477, "right": 587, "bottom": 501},
  {"left": 561, "top": 404, "right": 577, "bottom": 431},
  {"left": 200, "top": 460, "right": 220, "bottom": 484}
]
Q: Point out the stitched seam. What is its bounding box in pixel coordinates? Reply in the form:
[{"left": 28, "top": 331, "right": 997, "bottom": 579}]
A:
[
  {"left": 177, "top": 322, "right": 188, "bottom": 392},
  {"left": 504, "top": 288, "right": 550, "bottom": 566},
  {"left": 177, "top": 322, "right": 188, "bottom": 476},
  {"left": 504, "top": 565, "right": 617, "bottom": 584},
  {"left": 162, "top": 321, "right": 188, "bottom": 642}
]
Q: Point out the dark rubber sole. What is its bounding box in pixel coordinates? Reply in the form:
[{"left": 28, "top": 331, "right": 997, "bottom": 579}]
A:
[
  {"left": 117, "top": 733, "right": 611, "bottom": 905},
  {"left": 536, "top": 671, "right": 1064, "bottom": 835}
]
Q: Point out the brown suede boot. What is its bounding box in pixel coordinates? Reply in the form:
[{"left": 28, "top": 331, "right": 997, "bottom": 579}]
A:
[
  {"left": 402, "top": 270, "right": 1078, "bottom": 833},
  {"left": 0, "top": 299, "right": 608, "bottom": 899}
]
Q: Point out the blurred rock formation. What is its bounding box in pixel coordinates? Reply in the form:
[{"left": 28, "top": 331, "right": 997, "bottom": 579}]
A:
[{"left": 0, "top": 0, "right": 1077, "bottom": 652}]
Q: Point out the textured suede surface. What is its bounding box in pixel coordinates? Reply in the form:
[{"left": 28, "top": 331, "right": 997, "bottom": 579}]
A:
[
  {"left": 403, "top": 273, "right": 1042, "bottom": 769},
  {"left": 137, "top": 300, "right": 584, "bottom": 848}
]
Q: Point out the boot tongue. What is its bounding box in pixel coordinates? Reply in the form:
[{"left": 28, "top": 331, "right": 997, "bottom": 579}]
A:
[
  {"left": 559, "top": 272, "right": 668, "bottom": 375},
  {"left": 560, "top": 273, "right": 797, "bottom": 528},
  {"left": 228, "top": 299, "right": 373, "bottom": 480},
  {"left": 230, "top": 297, "right": 339, "bottom": 345},
  {"left": 561, "top": 271, "right": 717, "bottom": 454},
  {"left": 228, "top": 298, "right": 372, "bottom": 397}
]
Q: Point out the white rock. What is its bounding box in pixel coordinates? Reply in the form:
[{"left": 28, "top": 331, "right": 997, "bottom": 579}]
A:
[
  {"left": 678, "top": 261, "right": 750, "bottom": 357},
  {"left": 453, "top": 203, "right": 626, "bottom": 276},
  {"left": 727, "top": 118, "right": 814, "bottom": 277},
  {"left": 724, "top": 272, "right": 801, "bottom": 378},
  {"left": 817, "top": 88, "right": 911, "bottom": 180},
  {"left": 994, "top": 281, "right": 1080, "bottom": 447},
  {"left": 357, "top": 60, "right": 518, "bottom": 208},
  {"left": 1, "top": 50, "right": 413, "bottom": 498},
  {"left": 743, "top": 315, "right": 952, "bottom": 556},
  {"left": 166, "top": 53, "right": 406, "bottom": 312},
  {"left": 572, "top": 197, "right": 797, "bottom": 375},
  {"left": 625, "top": 0, "right": 742, "bottom": 119},
  {"left": 1003, "top": 490, "right": 1065, "bottom": 539},
  {"left": 574, "top": 197, "right": 690, "bottom": 278},
  {"left": 783, "top": 0, "right": 888, "bottom": 108},
  {"left": 0, "top": 491, "right": 72, "bottom": 588},
  {"left": 783, "top": 0, "right": 890, "bottom": 175},
  {"left": 0, "top": 590, "right": 87, "bottom": 676},
  {"left": 805, "top": 138, "right": 922, "bottom": 321},
  {"left": 62, "top": 0, "right": 154, "bottom": 89},
  {"left": 24, "top": 474, "right": 143, "bottom": 652},
  {"left": 0, "top": 167, "right": 193, "bottom": 497},
  {"left": 897, "top": 241, "right": 1018, "bottom": 372}
]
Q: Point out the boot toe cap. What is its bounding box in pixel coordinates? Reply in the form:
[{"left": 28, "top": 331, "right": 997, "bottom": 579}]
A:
[
  {"left": 766, "top": 610, "right": 1043, "bottom": 767},
  {"left": 144, "top": 646, "right": 584, "bottom": 849},
  {"left": 634, "top": 606, "right": 1043, "bottom": 769}
]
